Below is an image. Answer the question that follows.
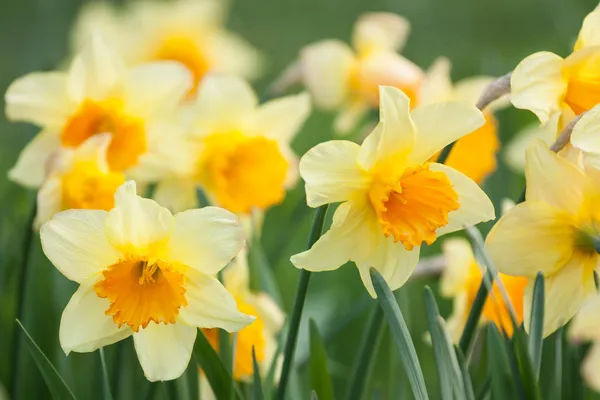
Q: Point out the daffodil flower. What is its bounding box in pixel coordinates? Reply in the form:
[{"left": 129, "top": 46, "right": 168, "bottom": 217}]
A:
[
  {"left": 440, "top": 238, "right": 526, "bottom": 341},
  {"left": 40, "top": 181, "right": 253, "bottom": 381},
  {"left": 419, "top": 57, "right": 509, "bottom": 184},
  {"left": 299, "top": 12, "right": 423, "bottom": 135},
  {"left": 154, "top": 75, "right": 310, "bottom": 215},
  {"left": 291, "top": 86, "right": 495, "bottom": 297},
  {"left": 569, "top": 294, "right": 600, "bottom": 392},
  {"left": 510, "top": 6, "right": 600, "bottom": 128},
  {"left": 486, "top": 141, "right": 600, "bottom": 337},
  {"left": 6, "top": 34, "right": 193, "bottom": 188},
  {"left": 71, "top": 0, "right": 262, "bottom": 96}
]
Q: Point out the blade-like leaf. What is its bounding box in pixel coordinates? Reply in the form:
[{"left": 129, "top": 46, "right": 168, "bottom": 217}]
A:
[
  {"left": 248, "top": 234, "right": 283, "bottom": 305},
  {"left": 252, "top": 346, "right": 264, "bottom": 400},
  {"left": 454, "top": 346, "right": 475, "bottom": 400},
  {"left": 486, "top": 325, "right": 516, "bottom": 399},
  {"left": 309, "top": 320, "right": 335, "bottom": 400},
  {"left": 370, "top": 268, "right": 429, "bottom": 400},
  {"left": 551, "top": 328, "right": 564, "bottom": 400},
  {"left": 528, "top": 272, "right": 545, "bottom": 378},
  {"left": 458, "top": 270, "right": 494, "bottom": 356},
  {"left": 99, "top": 348, "right": 113, "bottom": 400},
  {"left": 17, "top": 320, "right": 76, "bottom": 400},
  {"left": 512, "top": 329, "right": 542, "bottom": 400}
]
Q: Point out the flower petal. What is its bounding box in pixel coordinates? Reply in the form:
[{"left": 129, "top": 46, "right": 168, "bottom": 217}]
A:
[
  {"left": 440, "top": 238, "right": 476, "bottom": 297},
  {"left": 333, "top": 101, "right": 369, "bottom": 136},
  {"left": 485, "top": 202, "right": 576, "bottom": 278},
  {"left": 248, "top": 92, "right": 311, "bottom": 144},
  {"left": 35, "top": 178, "right": 62, "bottom": 229},
  {"left": 5, "top": 72, "right": 73, "bottom": 128},
  {"left": 133, "top": 322, "right": 197, "bottom": 382},
  {"left": 300, "top": 40, "right": 356, "bottom": 109},
  {"left": 570, "top": 104, "right": 600, "bottom": 154},
  {"left": 41, "top": 209, "right": 121, "bottom": 283},
  {"left": 582, "top": 344, "right": 600, "bottom": 392},
  {"left": 166, "top": 207, "right": 244, "bottom": 275},
  {"left": 105, "top": 181, "right": 174, "bottom": 254},
  {"left": 409, "top": 102, "right": 485, "bottom": 165},
  {"left": 575, "top": 9, "right": 600, "bottom": 50},
  {"left": 153, "top": 178, "right": 198, "bottom": 213},
  {"left": 60, "top": 280, "right": 132, "bottom": 354},
  {"left": 504, "top": 119, "right": 558, "bottom": 173},
  {"left": 418, "top": 57, "right": 453, "bottom": 105},
  {"left": 299, "top": 140, "right": 370, "bottom": 207},
  {"left": 510, "top": 52, "right": 567, "bottom": 125},
  {"left": 352, "top": 12, "right": 411, "bottom": 54},
  {"left": 178, "top": 270, "right": 255, "bottom": 331},
  {"left": 453, "top": 76, "right": 510, "bottom": 111},
  {"left": 356, "top": 238, "right": 420, "bottom": 298},
  {"left": 569, "top": 294, "right": 600, "bottom": 342},
  {"left": 9, "top": 132, "right": 60, "bottom": 188},
  {"left": 428, "top": 163, "right": 495, "bottom": 236},
  {"left": 208, "top": 31, "right": 263, "bottom": 81}
]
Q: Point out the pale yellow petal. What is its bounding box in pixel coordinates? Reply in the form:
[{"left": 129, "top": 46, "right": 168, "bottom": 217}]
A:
[
  {"left": 9, "top": 132, "right": 60, "bottom": 188},
  {"left": 440, "top": 238, "right": 476, "bottom": 297},
  {"left": 418, "top": 57, "right": 453, "bottom": 105},
  {"left": 352, "top": 12, "right": 410, "bottom": 54},
  {"left": 178, "top": 269, "right": 255, "bottom": 331},
  {"left": 59, "top": 280, "right": 132, "bottom": 354},
  {"left": 525, "top": 141, "right": 590, "bottom": 214},
  {"left": 570, "top": 104, "right": 600, "bottom": 154},
  {"left": 333, "top": 101, "right": 369, "bottom": 136},
  {"left": 569, "top": 294, "right": 600, "bottom": 342},
  {"left": 445, "top": 292, "right": 469, "bottom": 344},
  {"left": 153, "top": 178, "right": 198, "bottom": 213},
  {"left": 166, "top": 207, "right": 244, "bottom": 275},
  {"left": 253, "top": 293, "right": 285, "bottom": 333},
  {"left": 409, "top": 102, "right": 485, "bottom": 164},
  {"left": 71, "top": 133, "right": 112, "bottom": 170},
  {"left": 299, "top": 140, "right": 370, "bottom": 207},
  {"left": 40, "top": 209, "right": 121, "bottom": 283},
  {"left": 485, "top": 202, "right": 576, "bottom": 278},
  {"left": 248, "top": 92, "right": 311, "bottom": 144},
  {"left": 208, "top": 32, "right": 263, "bottom": 81},
  {"left": 582, "top": 344, "right": 600, "bottom": 392},
  {"left": 105, "top": 181, "right": 174, "bottom": 254},
  {"left": 510, "top": 52, "right": 567, "bottom": 125},
  {"left": 35, "top": 178, "right": 62, "bottom": 228},
  {"left": 300, "top": 40, "right": 356, "bottom": 109},
  {"left": 575, "top": 9, "right": 600, "bottom": 50},
  {"left": 504, "top": 119, "right": 558, "bottom": 173},
  {"left": 133, "top": 322, "right": 196, "bottom": 382},
  {"left": 429, "top": 163, "right": 495, "bottom": 236}
]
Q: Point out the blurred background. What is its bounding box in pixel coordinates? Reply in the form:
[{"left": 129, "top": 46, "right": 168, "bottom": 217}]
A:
[{"left": 0, "top": 0, "right": 598, "bottom": 398}]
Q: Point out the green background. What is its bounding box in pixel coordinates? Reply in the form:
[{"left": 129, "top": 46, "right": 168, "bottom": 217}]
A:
[{"left": 0, "top": 0, "right": 597, "bottom": 398}]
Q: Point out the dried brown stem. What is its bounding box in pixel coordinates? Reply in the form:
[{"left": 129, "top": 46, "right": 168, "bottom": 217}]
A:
[
  {"left": 475, "top": 72, "right": 512, "bottom": 110},
  {"left": 549, "top": 114, "right": 584, "bottom": 153}
]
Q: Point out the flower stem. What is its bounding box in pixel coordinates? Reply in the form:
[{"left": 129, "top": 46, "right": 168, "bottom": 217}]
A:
[{"left": 276, "top": 204, "right": 328, "bottom": 400}]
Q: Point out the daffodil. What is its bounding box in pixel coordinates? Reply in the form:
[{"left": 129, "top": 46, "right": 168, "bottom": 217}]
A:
[
  {"left": 569, "top": 294, "right": 600, "bottom": 392},
  {"left": 71, "top": 0, "right": 262, "bottom": 96},
  {"left": 486, "top": 141, "right": 600, "bottom": 337},
  {"left": 154, "top": 75, "right": 310, "bottom": 215},
  {"left": 440, "top": 238, "right": 526, "bottom": 341},
  {"left": 298, "top": 12, "right": 423, "bottom": 135},
  {"left": 40, "top": 181, "right": 253, "bottom": 381},
  {"left": 6, "top": 34, "right": 193, "bottom": 188},
  {"left": 504, "top": 118, "right": 557, "bottom": 173},
  {"left": 290, "top": 86, "right": 495, "bottom": 297},
  {"left": 510, "top": 6, "right": 600, "bottom": 128},
  {"left": 419, "top": 57, "right": 508, "bottom": 184}
]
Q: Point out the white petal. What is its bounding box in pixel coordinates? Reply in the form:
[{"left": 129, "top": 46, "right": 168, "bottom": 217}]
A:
[
  {"left": 409, "top": 102, "right": 486, "bottom": 165},
  {"left": 333, "top": 101, "right": 369, "bottom": 136},
  {"left": 358, "top": 87, "right": 415, "bottom": 170},
  {"left": 166, "top": 207, "right": 245, "bottom": 275},
  {"left": 35, "top": 178, "right": 62, "bottom": 229},
  {"left": 352, "top": 12, "right": 410, "bottom": 54},
  {"left": 582, "top": 344, "right": 600, "bottom": 392},
  {"left": 153, "top": 178, "right": 199, "bottom": 213},
  {"left": 68, "top": 33, "right": 125, "bottom": 101},
  {"left": 576, "top": 9, "right": 600, "bottom": 50},
  {"left": 300, "top": 40, "right": 356, "bottom": 109},
  {"left": 40, "top": 209, "right": 121, "bottom": 283},
  {"left": 123, "top": 62, "right": 192, "bottom": 118},
  {"left": 569, "top": 294, "right": 600, "bottom": 342},
  {"left": 105, "top": 181, "right": 174, "bottom": 254},
  {"left": 178, "top": 270, "right": 255, "bottom": 331},
  {"left": 570, "top": 104, "right": 600, "bottom": 154},
  {"left": 440, "top": 238, "right": 476, "bottom": 297},
  {"left": 428, "top": 163, "right": 495, "bottom": 236},
  {"left": 510, "top": 52, "right": 567, "bottom": 125},
  {"left": 299, "top": 140, "right": 370, "bottom": 207},
  {"left": 485, "top": 202, "right": 576, "bottom": 278},
  {"left": 248, "top": 92, "right": 311, "bottom": 144},
  {"left": 418, "top": 57, "right": 453, "bottom": 105},
  {"left": 133, "top": 322, "right": 197, "bottom": 382},
  {"left": 5, "top": 72, "right": 73, "bottom": 128},
  {"left": 9, "top": 132, "right": 60, "bottom": 188},
  {"left": 207, "top": 31, "right": 263, "bottom": 81},
  {"left": 356, "top": 238, "right": 420, "bottom": 298},
  {"left": 60, "top": 280, "right": 132, "bottom": 354},
  {"left": 253, "top": 293, "right": 285, "bottom": 333}
]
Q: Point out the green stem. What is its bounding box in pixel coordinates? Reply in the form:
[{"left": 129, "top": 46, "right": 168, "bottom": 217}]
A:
[
  {"left": 437, "top": 141, "right": 456, "bottom": 165},
  {"left": 275, "top": 205, "right": 328, "bottom": 400},
  {"left": 99, "top": 348, "right": 114, "bottom": 400},
  {"left": 458, "top": 269, "right": 495, "bottom": 355}
]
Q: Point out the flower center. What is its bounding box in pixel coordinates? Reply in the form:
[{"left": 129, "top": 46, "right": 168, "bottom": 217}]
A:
[
  {"left": 61, "top": 161, "right": 125, "bottom": 211},
  {"left": 369, "top": 164, "right": 459, "bottom": 250},
  {"left": 199, "top": 132, "right": 289, "bottom": 214},
  {"left": 564, "top": 49, "right": 600, "bottom": 115},
  {"left": 61, "top": 100, "right": 146, "bottom": 171},
  {"left": 94, "top": 259, "right": 187, "bottom": 332},
  {"left": 203, "top": 298, "right": 265, "bottom": 380},
  {"left": 155, "top": 35, "right": 209, "bottom": 97}
]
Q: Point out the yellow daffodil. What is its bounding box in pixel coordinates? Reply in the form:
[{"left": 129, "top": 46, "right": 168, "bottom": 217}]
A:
[
  {"left": 568, "top": 104, "right": 600, "bottom": 175},
  {"left": 569, "top": 294, "right": 600, "bottom": 392},
  {"left": 510, "top": 6, "right": 600, "bottom": 128},
  {"left": 504, "top": 118, "right": 558, "bottom": 173},
  {"left": 299, "top": 12, "right": 423, "bottom": 135},
  {"left": 419, "top": 57, "right": 508, "bottom": 184},
  {"left": 40, "top": 181, "right": 253, "bottom": 381},
  {"left": 486, "top": 141, "right": 600, "bottom": 337},
  {"left": 154, "top": 75, "right": 310, "bottom": 215},
  {"left": 440, "top": 238, "right": 526, "bottom": 341},
  {"left": 291, "top": 86, "right": 495, "bottom": 297},
  {"left": 6, "top": 34, "right": 193, "bottom": 188},
  {"left": 71, "top": 0, "right": 261, "bottom": 96}
]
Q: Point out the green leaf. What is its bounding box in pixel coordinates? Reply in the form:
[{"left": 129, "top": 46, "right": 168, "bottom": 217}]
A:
[
  {"left": 193, "top": 329, "right": 242, "bottom": 400},
  {"left": 248, "top": 234, "right": 283, "bottom": 305},
  {"left": 370, "top": 268, "right": 429, "bottom": 400},
  {"left": 16, "top": 320, "right": 76, "bottom": 400},
  {"left": 550, "top": 328, "right": 564, "bottom": 400},
  {"left": 486, "top": 325, "right": 516, "bottom": 399},
  {"left": 252, "top": 346, "right": 264, "bottom": 400},
  {"left": 454, "top": 346, "right": 475, "bottom": 400},
  {"left": 309, "top": 319, "right": 335, "bottom": 400},
  {"left": 528, "top": 272, "right": 545, "bottom": 379},
  {"left": 99, "top": 348, "right": 113, "bottom": 400},
  {"left": 264, "top": 336, "right": 283, "bottom": 399},
  {"left": 512, "top": 329, "right": 542, "bottom": 400}
]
